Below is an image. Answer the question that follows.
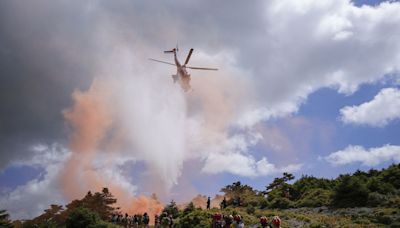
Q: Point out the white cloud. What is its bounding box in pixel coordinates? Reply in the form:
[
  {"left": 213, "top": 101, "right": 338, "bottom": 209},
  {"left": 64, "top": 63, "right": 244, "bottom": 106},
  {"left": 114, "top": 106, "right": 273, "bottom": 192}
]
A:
[
  {"left": 202, "top": 152, "right": 302, "bottom": 177},
  {"left": 229, "top": 0, "right": 400, "bottom": 128},
  {"left": 236, "top": 101, "right": 299, "bottom": 129},
  {"left": 324, "top": 144, "right": 400, "bottom": 166},
  {"left": 340, "top": 88, "right": 400, "bottom": 127},
  {"left": 201, "top": 133, "right": 302, "bottom": 177},
  {"left": 0, "top": 144, "right": 69, "bottom": 219}
]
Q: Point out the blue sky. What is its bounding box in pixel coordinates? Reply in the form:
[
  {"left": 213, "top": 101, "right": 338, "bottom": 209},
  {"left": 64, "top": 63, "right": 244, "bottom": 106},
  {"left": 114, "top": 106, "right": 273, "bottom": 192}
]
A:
[
  {"left": 1, "top": 0, "right": 400, "bottom": 220},
  {"left": 192, "top": 83, "right": 400, "bottom": 194},
  {"left": 354, "top": 0, "right": 390, "bottom": 6}
]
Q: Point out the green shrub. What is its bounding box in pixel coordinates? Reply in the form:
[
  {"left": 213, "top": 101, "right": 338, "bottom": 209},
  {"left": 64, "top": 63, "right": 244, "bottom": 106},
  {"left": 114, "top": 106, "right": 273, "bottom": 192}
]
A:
[
  {"left": 295, "top": 188, "right": 332, "bottom": 207},
  {"left": 308, "top": 223, "right": 324, "bottom": 228},
  {"left": 259, "top": 198, "right": 268, "bottom": 209},
  {"left": 65, "top": 207, "right": 100, "bottom": 228},
  {"left": 269, "top": 197, "right": 292, "bottom": 209},
  {"left": 332, "top": 175, "right": 369, "bottom": 207},
  {"left": 375, "top": 215, "right": 393, "bottom": 225},
  {"left": 162, "top": 200, "right": 180, "bottom": 219},
  {"left": 246, "top": 205, "right": 255, "bottom": 214},
  {"left": 367, "top": 192, "right": 389, "bottom": 206},
  {"left": 175, "top": 209, "right": 211, "bottom": 228},
  {"left": 390, "top": 221, "right": 400, "bottom": 228}
]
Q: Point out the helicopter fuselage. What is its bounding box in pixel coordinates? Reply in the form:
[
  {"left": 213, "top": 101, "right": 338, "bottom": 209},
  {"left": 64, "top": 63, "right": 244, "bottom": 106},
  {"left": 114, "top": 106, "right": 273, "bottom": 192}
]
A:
[
  {"left": 149, "top": 47, "right": 217, "bottom": 92},
  {"left": 173, "top": 51, "right": 191, "bottom": 92}
]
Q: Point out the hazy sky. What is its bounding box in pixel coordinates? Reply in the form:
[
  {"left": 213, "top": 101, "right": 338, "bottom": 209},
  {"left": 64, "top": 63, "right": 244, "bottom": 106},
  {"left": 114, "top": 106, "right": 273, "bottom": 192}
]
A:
[{"left": 1, "top": 0, "right": 399, "bottom": 219}]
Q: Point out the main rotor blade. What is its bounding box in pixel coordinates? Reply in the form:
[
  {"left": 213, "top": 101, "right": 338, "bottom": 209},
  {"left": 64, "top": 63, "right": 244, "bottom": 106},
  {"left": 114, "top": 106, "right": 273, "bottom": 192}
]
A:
[
  {"left": 148, "top": 58, "right": 176, "bottom": 66},
  {"left": 187, "top": 66, "right": 218, "bottom": 71},
  {"left": 184, "top": 48, "right": 193, "bottom": 66}
]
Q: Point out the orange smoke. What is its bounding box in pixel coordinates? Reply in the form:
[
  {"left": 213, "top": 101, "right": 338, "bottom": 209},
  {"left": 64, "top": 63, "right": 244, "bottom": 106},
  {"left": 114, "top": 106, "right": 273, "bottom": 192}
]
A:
[
  {"left": 190, "top": 194, "right": 226, "bottom": 209},
  {"left": 61, "top": 79, "right": 114, "bottom": 199},
  {"left": 124, "top": 195, "right": 164, "bottom": 222},
  {"left": 60, "top": 78, "right": 164, "bottom": 224}
]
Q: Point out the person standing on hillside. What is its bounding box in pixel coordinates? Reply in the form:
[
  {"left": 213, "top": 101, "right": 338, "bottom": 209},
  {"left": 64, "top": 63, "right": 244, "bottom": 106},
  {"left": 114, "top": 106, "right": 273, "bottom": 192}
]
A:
[
  {"left": 271, "top": 216, "right": 281, "bottom": 228},
  {"left": 233, "top": 214, "right": 244, "bottom": 228},
  {"left": 154, "top": 214, "right": 159, "bottom": 227},
  {"left": 220, "top": 197, "right": 227, "bottom": 209},
  {"left": 260, "top": 216, "right": 270, "bottom": 228},
  {"left": 142, "top": 212, "right": 150, "bottom": 227},
  {"left": 223, "top": 214, "right": 233, "bottom": 228},
  {"left": 207, "top": 196, "right": 211, "bottom": 209},
  {"left": 212, "top": 212, "right": 223, "bottom": 228}
]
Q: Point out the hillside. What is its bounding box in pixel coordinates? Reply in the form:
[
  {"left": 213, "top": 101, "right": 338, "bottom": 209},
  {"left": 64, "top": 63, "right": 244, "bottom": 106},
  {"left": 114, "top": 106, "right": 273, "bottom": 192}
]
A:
[{"left": 1, "top": 163, "right": 399, "bottom": 227}]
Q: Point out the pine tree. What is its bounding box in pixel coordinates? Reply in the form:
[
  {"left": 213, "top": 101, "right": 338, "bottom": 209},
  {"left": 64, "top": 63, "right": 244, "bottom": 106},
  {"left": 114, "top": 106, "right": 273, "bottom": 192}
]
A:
[{"left": 0, "top": 209, "right": 13, "bottom": 228}]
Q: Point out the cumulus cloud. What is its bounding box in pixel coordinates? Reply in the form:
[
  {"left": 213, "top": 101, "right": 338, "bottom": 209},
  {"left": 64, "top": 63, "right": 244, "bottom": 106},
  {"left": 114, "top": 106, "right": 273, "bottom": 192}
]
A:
[
  {"left": 324, "top": 144, "right": 400, "bottom": 166},
  {"left": 0, "top": 144, "right": 69, "bottom": 219},
  {"left": 201, "top": 133, "right": 302, "bottom": 177},
  {"left": 340, "top": 88, "right": 400, "bottom": 127},
  {"left": 237, "top": 0, "right": 400, "bottom": 126},
  {"left": 202, "top": 153, "right": 302, "bottom": 177}
]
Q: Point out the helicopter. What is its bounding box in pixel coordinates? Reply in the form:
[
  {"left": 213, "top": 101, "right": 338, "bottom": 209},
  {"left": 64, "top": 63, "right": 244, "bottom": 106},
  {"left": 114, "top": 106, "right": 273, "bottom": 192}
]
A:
[{"left": 149, "top": 47, "right": 218, "bottom": 92}]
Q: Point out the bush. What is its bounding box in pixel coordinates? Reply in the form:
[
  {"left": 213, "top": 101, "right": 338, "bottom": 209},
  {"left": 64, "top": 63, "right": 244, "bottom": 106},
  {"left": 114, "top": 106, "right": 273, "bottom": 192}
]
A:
[
  {"left": 246, "top": 205, "right": 255, "bottom": 214},
  {"left": 269, "top": 197, "right": 292, "bottom": 209},
  {"left": 175, "top": 209, "right": 211, "bottom": 228},
  {"left": 295, "top": 188, "right": 332, "bottom": 207},
  {"left": 367, "top": 192, "right": 389, "bottom": 207},
  {"left": 390, "top": 222, "right": 400, "bottom": 228},
  {"left": 332, "top": 175, "right": 369, "bottom": 207},
  {"left": 65, "top": 207, "right": 100, "bottom": 228},
  {"left": 387, "top": 195, "right": 400, "bottom": 208},
  {"left": 162, "top": 200, "right": 179, "bottom": 219},
  {"left": 375, "top": 215, "right": 393, "bottom": 225},
  {"left": 259, "top": 198, "right": 268, "bottom": 209}
]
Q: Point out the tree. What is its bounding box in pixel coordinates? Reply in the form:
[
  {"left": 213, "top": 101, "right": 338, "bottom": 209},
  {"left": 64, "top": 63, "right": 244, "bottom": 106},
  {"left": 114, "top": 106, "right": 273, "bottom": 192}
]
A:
[
  {"left": 266, "top": 172, "right": 295, "bottom": 193},
  {"left": 162, "top": 200, "right": 179, "bottom": 218},
  {"left": 183, "top": 202, "right": 195, "bottom": 215},
  {"left": 221, "top": 181, "right": 254, "bottom": 198},
  {"left": 31, "top": 204, "right": 64, "bottom": 225},
  {"left": 265, "top": 189, "right": 293, "bottom": 209},
  {"left": 332, "top": 175, "right": 369, "bottom": 207},
  {"left": 380, "top": 164, "right": 400, "bottom": 190},
  {"left": 0, "top": 210, "right": 13, "bottom": 228},
  {"left": 88, "top": 188, "right": 118, "bottom": 220},
  {"left": 292, "top": 176, "right": 332, "bottom": 197},
  {"left": 221, "top": 181, "right": 261, "bottom": 207},
  {"left": 64, "top": 188, "right": 118, "bottom": 221},
  {"left": 263, "top": 173, "right": 297, "bottom": 209},
  {"left": 65, "top": 207, "right": 100, "bottom": 228},
  {"left": 294, "top": 188, "right": 333, "bottom": 207},
  {"left": 175, "top": 209, "right": 212, "bottom": 228}
]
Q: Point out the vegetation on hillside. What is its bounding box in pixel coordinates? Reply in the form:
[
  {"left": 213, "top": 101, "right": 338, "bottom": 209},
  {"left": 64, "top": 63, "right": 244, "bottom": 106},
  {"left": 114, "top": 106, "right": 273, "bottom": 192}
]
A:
[{"left": 5, "top": 163, "right": 400, "bottom": 227}]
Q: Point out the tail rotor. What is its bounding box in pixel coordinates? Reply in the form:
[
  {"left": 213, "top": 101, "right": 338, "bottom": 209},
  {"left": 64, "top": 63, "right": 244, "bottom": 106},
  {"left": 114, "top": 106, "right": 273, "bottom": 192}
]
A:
[{"left": 183, "top": 48, "right": 193, "bottom": 66}]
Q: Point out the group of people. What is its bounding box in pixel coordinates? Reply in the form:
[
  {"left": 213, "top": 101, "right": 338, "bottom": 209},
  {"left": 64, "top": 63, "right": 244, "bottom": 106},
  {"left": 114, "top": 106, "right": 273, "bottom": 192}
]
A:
[
  {"left": 260, "top": 216, "right": 281, "bottom": 228},
  {"left": 154, "top": 212, "right": 174, "bottom": 227},
  {"left": 207, "top": 197, "right": 228, "bottom": 210},
  {"left": 110, "top": 212, "right": 150, "bottom": 227},
  {"left": 212, "top": 213, "right": 242, "bottom": 228},
  {"left": 110, "top": 211, "right": 281, "bottom": 227},
  {"left": 212, "top": 213, "right": 281, "bottom": 228},
  {"left": 111, "top": 212, "right": 174, "bottom": 228}
]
